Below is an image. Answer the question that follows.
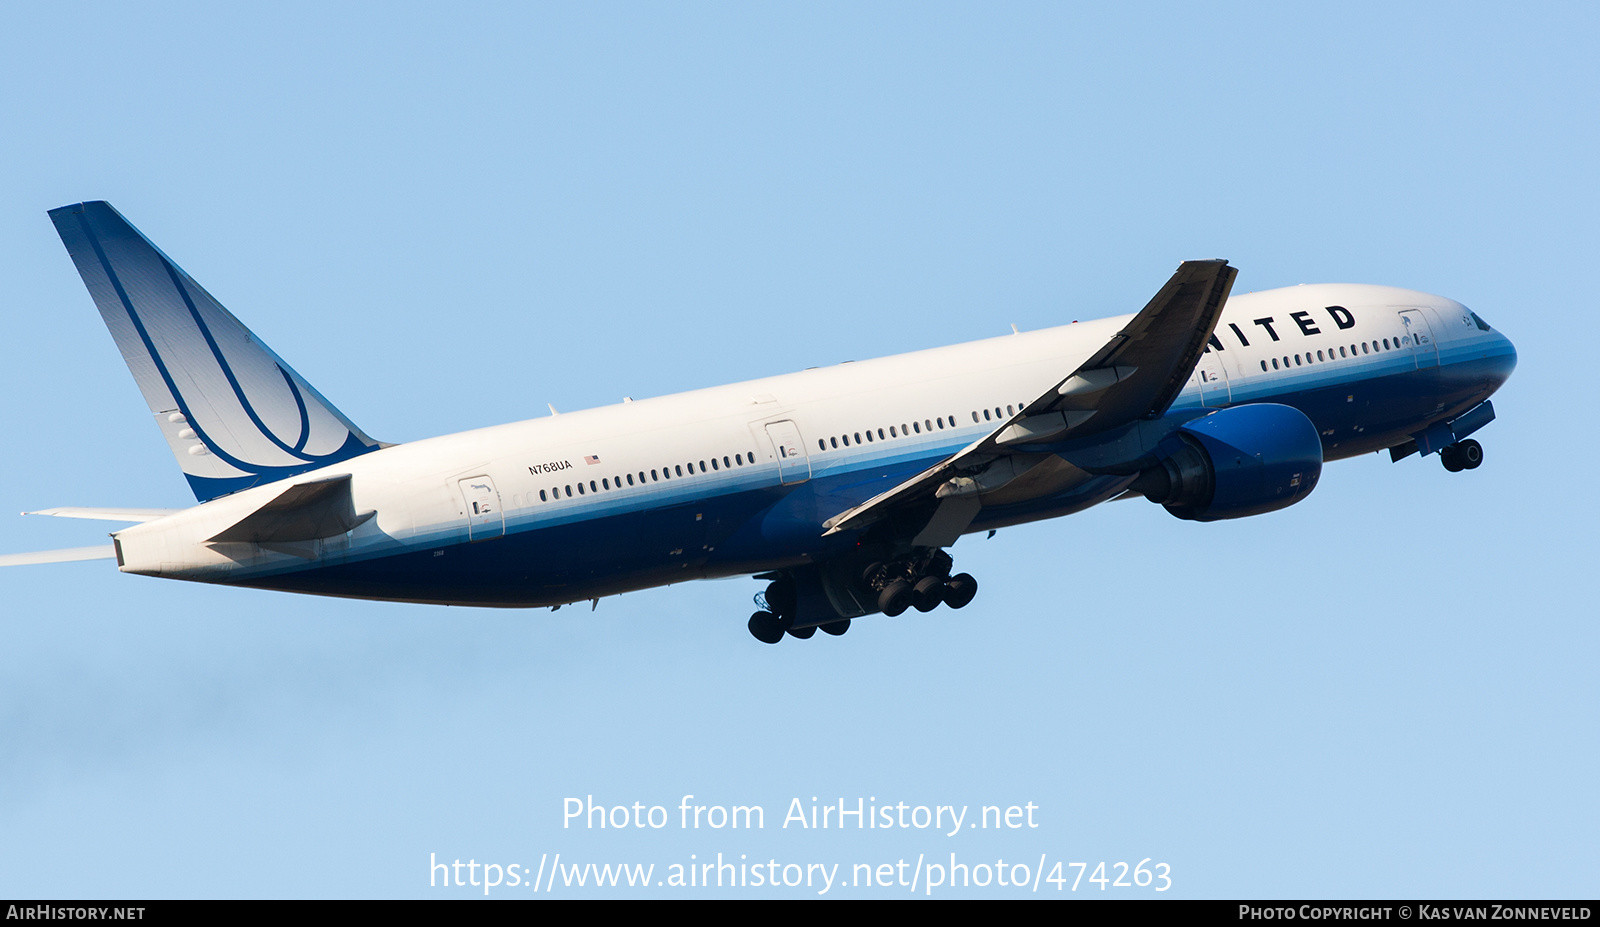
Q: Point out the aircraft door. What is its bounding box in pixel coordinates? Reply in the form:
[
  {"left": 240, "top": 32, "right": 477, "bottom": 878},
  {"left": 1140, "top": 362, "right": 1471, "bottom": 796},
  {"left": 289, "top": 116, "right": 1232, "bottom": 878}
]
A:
[
  {"left": 1399, "top": 310, "right": 1439, "bottom": 369},
  {"left": 458, "top": 476, "right": 505, "bottom": 541},
  {"left": 1196, "top": 351, "right": 1231, "bottom": 407},
  {"left": 764, "top": 420, "right": 812, "bottom": 484}
]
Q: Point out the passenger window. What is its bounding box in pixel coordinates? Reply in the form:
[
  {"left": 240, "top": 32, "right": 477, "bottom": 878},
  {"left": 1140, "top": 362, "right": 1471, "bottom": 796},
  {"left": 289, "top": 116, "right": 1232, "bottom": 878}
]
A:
[
  {"left": 675, "top": 465, "right": 683, "bottom": 477},
  {"left": 1007, "top": 405, "right": 1014, "bottom": 415},
  {"left": 842, "top": 434, "right": 849, "bottom": 446},
  {"left": 723, "top": 456, "right": 730, "bottom": 468},
  {"left": 865, "top": 430, "right": 873, "bottom": 442},
  {"left": 1261, "top": 360, "right": 1268, "bottom": 371},
  {"left": 1317, "top": 350, "right": 1324, "bottom": 361},
  {"left": 924, "top": 420, "right": 933, "bottom": 431},
  {"left": 877, "top": 429, "right": 885, "bottom": 440},
  {"left": 577, "top": 483, "right": 585, "bottom": 495},
  {"left": 699, "top": 461, "right": 706, "bottom": 473},
  {"left": 830, "top": 436, "right": 838, "bottom": 448},
  {"left": 983, "top": 409, "right": 991, "bottom": 421},
  {"left": 626, "top": 474, "right": 634, "bottom": 486},
  {"left": 854, "top": 433, "right": 861, "bottom": 444},
  {"left": 590, "top": 480, "right": 597, "bottom": 493},
  {"left": 1271, "top": 358, "right": 1279, "bottom": 370},
  {"left": 565, "top": 485, "right": 572, "bottom": 497},
  {"left": 602, "top": 478, "right": 610, "bottom": 490},
  {"left": 890, "top": 426, "right": 898, "bottom": 437},
  {"left": 711, "top": 458, "right": 719, "bottom": 470},
  {"left": 539, "top": 489, "right": 547, "bottom": 501},
  {"left": 913, "top": 422, "right": 921, "bottom": 434},
  {"left": 972, "top": 411, "right": 979, "bottom": 423}
]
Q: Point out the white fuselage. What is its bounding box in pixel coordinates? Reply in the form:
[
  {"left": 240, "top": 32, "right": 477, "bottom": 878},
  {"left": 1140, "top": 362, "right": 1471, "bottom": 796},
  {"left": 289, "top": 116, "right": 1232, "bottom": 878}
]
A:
[{"left": 108, "top": 283, "right": 1515, "bottom": 607}]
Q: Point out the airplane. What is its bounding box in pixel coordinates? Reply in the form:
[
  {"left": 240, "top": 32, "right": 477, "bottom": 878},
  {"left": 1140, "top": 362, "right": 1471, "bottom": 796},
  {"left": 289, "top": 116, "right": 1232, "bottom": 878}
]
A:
[{"left": 2, "top": 201, "right": 1517, "bottom": 643}]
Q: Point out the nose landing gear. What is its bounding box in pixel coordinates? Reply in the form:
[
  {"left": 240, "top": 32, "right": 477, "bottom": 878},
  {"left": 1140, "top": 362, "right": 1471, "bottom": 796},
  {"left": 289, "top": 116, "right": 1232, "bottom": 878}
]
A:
[{"left": 1440, "top": 439, "right": 1484, "bottom": 472}]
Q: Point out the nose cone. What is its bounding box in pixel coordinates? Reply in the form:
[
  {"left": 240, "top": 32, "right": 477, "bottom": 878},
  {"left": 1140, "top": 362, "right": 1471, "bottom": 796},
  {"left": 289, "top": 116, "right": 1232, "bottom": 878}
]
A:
[
  {"left": 1465, "top": 309, "right": 1517, "bottom": 391},
  {"left": 1485, "top": 329, "right": 1518, "bottom": 391}
]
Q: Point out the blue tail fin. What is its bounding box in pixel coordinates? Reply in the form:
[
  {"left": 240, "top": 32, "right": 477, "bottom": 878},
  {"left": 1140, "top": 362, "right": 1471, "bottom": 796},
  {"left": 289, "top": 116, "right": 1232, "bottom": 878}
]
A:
[{"left": 49, "top": 201, "right": 381, "bottom": 501}]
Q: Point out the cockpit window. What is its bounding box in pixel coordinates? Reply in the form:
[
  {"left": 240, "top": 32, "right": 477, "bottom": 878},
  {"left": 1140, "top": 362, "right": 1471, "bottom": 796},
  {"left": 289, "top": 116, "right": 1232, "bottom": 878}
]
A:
[{"left": 1470, "top": 311, "right": 1492, "bottom": 332}]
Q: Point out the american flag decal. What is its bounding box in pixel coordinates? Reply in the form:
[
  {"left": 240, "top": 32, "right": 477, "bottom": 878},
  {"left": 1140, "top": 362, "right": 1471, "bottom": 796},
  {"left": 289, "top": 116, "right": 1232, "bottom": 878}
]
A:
[{"left": 584, "top": 455, "right": 601, "bottom": 465}]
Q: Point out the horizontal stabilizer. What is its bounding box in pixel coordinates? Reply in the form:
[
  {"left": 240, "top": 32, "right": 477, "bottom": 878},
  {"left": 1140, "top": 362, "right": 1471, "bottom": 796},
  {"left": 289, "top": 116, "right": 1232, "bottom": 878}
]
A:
[
  {"left": 209, "top": 474, "right": 373, "bottom": 544},
  {"left": 0, "top": 546, "right": 118, "bottom": 567},
  {"left": 25, "top": 507, "right": 180, "bottom": 523}
]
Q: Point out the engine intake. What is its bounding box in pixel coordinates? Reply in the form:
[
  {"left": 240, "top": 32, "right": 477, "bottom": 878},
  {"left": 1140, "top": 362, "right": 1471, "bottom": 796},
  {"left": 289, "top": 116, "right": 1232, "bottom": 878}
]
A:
[{"left": 1132, "top": 403, "right": 1322, "bottom": 521}]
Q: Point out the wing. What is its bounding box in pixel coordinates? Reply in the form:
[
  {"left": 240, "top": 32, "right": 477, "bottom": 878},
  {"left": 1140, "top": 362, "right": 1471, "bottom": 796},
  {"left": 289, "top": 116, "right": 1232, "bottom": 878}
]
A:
[{"left": 822, "top": 259, "right": 1237, "bottom": 539}]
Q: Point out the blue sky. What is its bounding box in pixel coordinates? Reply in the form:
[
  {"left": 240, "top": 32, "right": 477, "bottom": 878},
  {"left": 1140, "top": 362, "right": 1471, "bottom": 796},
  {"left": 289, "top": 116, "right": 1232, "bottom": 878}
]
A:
[{"left": 1, "top": 2, "right": 1595, "bottom": 898}]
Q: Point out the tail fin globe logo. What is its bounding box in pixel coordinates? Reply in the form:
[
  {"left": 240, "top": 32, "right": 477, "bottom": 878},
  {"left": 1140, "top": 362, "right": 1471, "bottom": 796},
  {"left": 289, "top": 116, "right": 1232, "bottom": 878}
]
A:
[{"left": 48, "top": 202, "right": 380, "bottom": 501}]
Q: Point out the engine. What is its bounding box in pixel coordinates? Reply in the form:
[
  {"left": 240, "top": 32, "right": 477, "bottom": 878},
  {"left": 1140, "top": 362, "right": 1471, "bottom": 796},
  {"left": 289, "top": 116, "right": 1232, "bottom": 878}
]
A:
[{"left": 1130, "top": 403, "right": 1322, "bottom": 522}]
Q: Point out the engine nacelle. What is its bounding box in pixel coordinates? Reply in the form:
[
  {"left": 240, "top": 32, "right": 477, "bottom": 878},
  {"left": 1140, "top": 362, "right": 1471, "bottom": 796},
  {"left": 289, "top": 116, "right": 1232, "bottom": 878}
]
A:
[{"left": 1131, "top": 404, "right": 1322, "bottom": 522}]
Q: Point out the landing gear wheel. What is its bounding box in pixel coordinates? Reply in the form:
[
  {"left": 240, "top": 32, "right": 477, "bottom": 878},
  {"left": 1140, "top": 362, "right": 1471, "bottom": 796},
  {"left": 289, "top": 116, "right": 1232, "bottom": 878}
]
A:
[
  {"left": 747, "top": 611, "right": 785, "bottom": 644},
  {"left": 878, "top": 580, "right": 913, "bottom": 617},
  {"left": 786, "top": 624, "right": 816, "bottom": 640},
  {"left": 820, "top": 619, "right": 851, "bottom": 636},
  {"left": 913, "top": 576, "right": 946, "bottom": 612},
  {"left": 943, "top": 573, "right": 978, "bottom": 609},
  {"left": 1440, "top": 445, "right": 1464, "bottom": 472},
  {"left": 1458, "top": 439, "right": 1483, "bottom": 469},
  {"left": 765, "top": 577, "right": 797, "bottom": 617}
]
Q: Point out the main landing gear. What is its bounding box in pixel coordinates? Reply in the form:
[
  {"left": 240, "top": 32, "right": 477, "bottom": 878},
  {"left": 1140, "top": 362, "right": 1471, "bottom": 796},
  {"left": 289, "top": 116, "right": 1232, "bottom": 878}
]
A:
[
  {"left": 745, "top": 551, "right": 980, "bottom": 644},
  {"left": 862, "top": 550, "right": 978, "bottom": 618},
  {"left": 747, "top": 607, "right": 848, "bottom": 644},
  {"left": 1440, "top": 439, "right": 1483, "bottom": 473},
  {"left": 747, "top": 572, "right": 852, "bottom": 644}
]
